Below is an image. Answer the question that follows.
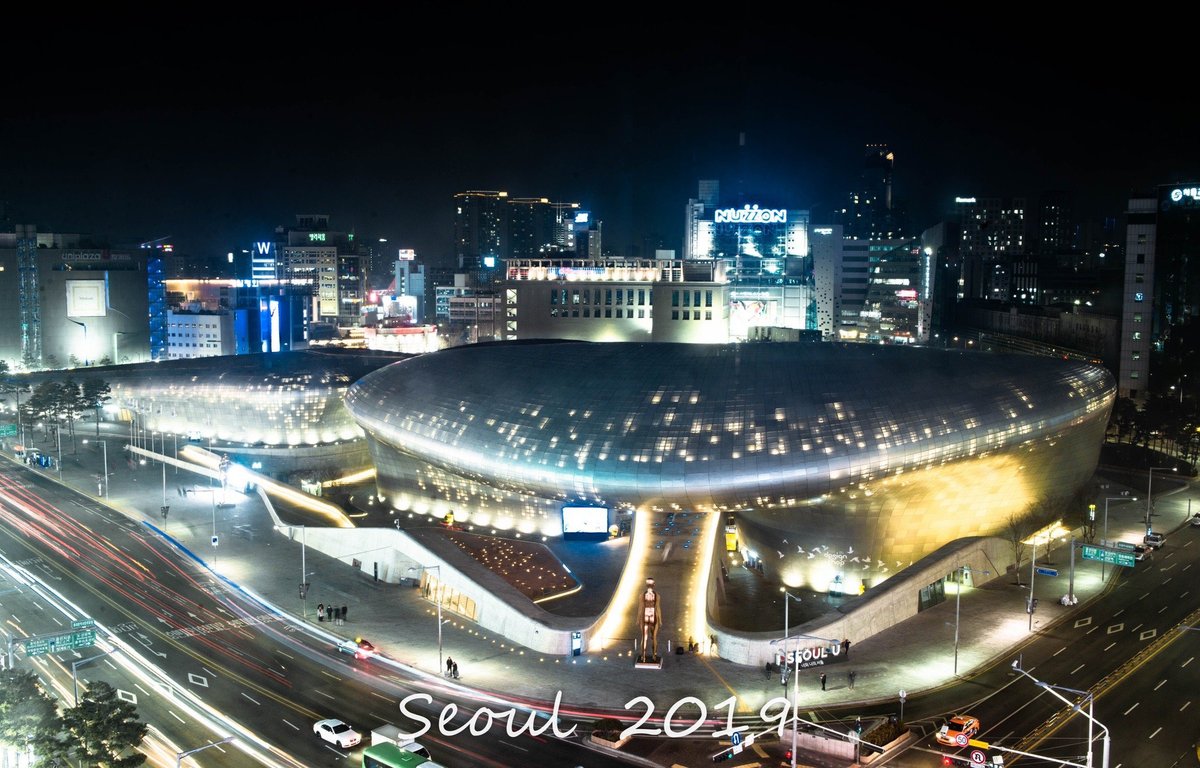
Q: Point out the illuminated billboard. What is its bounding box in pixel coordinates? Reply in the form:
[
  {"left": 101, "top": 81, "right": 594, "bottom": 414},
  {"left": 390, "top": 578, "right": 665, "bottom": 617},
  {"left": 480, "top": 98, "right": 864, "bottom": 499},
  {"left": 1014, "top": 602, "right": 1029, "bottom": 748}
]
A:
[{"left": 561, "top": 505, "right": 609, "bottom": 538}]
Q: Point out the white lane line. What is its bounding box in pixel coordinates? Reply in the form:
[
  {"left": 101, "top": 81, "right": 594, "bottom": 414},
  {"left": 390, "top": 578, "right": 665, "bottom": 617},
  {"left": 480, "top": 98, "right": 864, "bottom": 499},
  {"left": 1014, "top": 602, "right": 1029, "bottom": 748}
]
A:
[
  {"left": 1053, "top": 647, "right": 1066, "bottom": 657},
  {"left": 135, "top": 684, "right": 149, "bottom": 696},
  {"left": 201, "top": 666, "right": 217, "bottom": 677},
  {"left": 369, "top": 691, "right": 391, "bottom": 701},
  {"left": 1160, "top": 606, "right": 1169, "bottom": 613},
  {"left": 1071, "top": 663, "right": 1086, "bottom": 674},
  {"left": 502, "top": 741, "right": 530, "bottom": 752},
  {"left": 1164, "top": 577, "right": 1173, "bottom": 585},
  {"left": 323, "top": 745, "right": 348, "bottom": 758},
  {"left": 277, "top": 650, "right": 295, "bottom": 660},
  {"left": 315, "top": 690, "right": 335, "bottom": 700},
  {"left": 1116, "top": 608, "right": 1127, "bottom": 617},
  {"left": 170, "top": 711, "right": 186, "bottom": 724},
  {"left": 241, "top": 692, "right": 261, "bottom": 705},
  {"left": 1131, "top": 624, "right": 1142, "bottom": 633},
  {"left": 1181, "top": 701, "right": 1192, "bottom": 712},
  {"left": 1087, "top": 626, "right": 1099, "bottom": 635},
  {"left": 104, "top": 659, "right": 116, "bottom": 670},
  {"left": 1154, "top": 679, "right": 1167, "bottom": 691},
  {"left": 1124, "top": 702, "right": 1139, "bottom": 716},
  {"left": 282, "top": 719, "right": 300, "bottom": 731},
  {"left": 1183, "top": 591, "right": 1191, "bottom": 599},
  {"left": 50, "top": 616, "right": 62, "bottom": 626},
  {"left": 1103, "top": 643, "right": 1116, "bottom": 651},
  {"left": 1149, "top": 726, "right": 1162, "bottom": 739},
  {"left": 320, "top": 670, "right": 339, "bottom": 680},
  {"left": 1183, "top": 657, "right": 1195, "bottom": 668}
]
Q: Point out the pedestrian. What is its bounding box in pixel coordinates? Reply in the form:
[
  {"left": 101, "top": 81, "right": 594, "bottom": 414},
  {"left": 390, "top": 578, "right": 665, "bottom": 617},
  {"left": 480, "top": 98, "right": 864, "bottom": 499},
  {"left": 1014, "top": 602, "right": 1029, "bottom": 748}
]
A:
[
  {"left": 317, "top": 603, "right": 325, "bottom": 622},
  {"left": 452, "top": 661, "right": 459, "bottom": 679},
  {"left": 337, "top": 606, "right": 344, "bottom": 625},
  {"left": 820, "top": 673, "right": 827, "bottom": 691},
  {"left": 842, "top": 638, "right": 851, "bottom": 658},
  {"left": 341, "top": 605, "right": 348, "bottom": 623},
  {"left": 446, "top": 656, "right": 454, "bottom": 676},
  {"left": 848, "top": 670, "right": 857, "bottom": 689}
]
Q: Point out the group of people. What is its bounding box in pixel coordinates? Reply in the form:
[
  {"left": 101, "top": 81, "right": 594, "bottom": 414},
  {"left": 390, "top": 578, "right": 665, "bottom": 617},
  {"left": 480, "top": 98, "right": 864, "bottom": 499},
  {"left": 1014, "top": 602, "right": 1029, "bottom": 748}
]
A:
[
  {"left": 445, "top": 656, "right": 460, "bottom": 679},
  {"left": 317, "top": 603, "right": 349, "bottom": 625},
  {"left": 818, "top": 670, "right": 857, "bottom": 691}
]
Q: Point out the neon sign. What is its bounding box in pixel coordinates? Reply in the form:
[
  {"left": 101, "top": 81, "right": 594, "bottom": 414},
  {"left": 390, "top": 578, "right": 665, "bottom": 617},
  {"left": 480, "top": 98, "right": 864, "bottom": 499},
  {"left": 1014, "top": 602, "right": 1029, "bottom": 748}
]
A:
[
  {"left": 308, "top": 233, "right": 326, "bottom": 242},
  {"left": 955, "top": 197, "right": 977, "bottom": 204},
  {"left": 1171, "top": 187, "right": 1200, "bottom": 202},
  {"left": 255, "top": 242, "right": 272, "bottom": 255},
  {"left": 714, "top": 205, "right": 787, "bottom": 224}
]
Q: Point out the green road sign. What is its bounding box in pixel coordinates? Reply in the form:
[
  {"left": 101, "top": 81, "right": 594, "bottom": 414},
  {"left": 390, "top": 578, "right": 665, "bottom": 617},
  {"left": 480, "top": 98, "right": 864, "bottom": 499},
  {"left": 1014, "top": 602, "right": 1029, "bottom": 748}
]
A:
[
  {"left": 71, "top": 618, "right": 95, "bottom": 629},
  {"left": 0, "top": 424, "right": 17, "bottom": 437},
  {"left": 1082, "top": 545, "right": 1135, "bottom": 568},
  {"left": 24, "top": 629, "right": 96, "bottom": 657}
]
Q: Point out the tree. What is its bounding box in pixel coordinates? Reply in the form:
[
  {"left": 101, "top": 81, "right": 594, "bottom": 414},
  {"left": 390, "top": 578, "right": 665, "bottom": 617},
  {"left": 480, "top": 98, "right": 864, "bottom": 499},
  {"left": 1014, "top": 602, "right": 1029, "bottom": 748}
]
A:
[
  {"left": 61, "top": 681, "right": 147, "bottom": 767},
  {"left": 81, "top": 378, "right": 112, "bottom": 439},
  {"left": 0, "top": 669, "right": 68, "bottom": 766}
]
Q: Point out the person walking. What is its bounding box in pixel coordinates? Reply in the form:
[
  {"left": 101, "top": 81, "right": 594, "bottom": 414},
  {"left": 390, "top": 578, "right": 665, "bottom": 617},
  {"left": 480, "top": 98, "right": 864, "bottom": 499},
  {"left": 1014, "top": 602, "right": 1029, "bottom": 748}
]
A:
[
  {"left": 341, "top": 605, "right": 348, "bottom": 623},
  {"left": 848, "top": 670, "right": 857, "bottom": 689},
  {"left": 317, "top": 604, "right": 325, "bottom": 622},
  {"left": 820, "top": 672, "right": 827, "bottom": 691},
  {"left": 446, "top": 656, "right": 454, "bottom": 677},
  {"left": 452, "top": 661, "right": 459, "bottom": 679}
]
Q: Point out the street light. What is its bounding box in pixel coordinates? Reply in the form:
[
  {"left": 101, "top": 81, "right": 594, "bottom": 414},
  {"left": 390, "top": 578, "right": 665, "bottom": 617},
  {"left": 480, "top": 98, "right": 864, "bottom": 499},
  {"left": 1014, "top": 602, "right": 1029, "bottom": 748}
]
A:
[
  {"left": 779, "top": 589, "right": 803, "bottom": 768},
  {"left": 83, "top": 439, "right": 108, "bottom": 497},
  {"left": 953, "top": 565, "right": 969, "bottom": 675},
  {"left": 175, "top": 736, "right": 236, "bottom": 767},
  {"left": 1147, "top": 466, "right": 1177, "bottom": 534},
  {"left": 1101, "top": 495, "right": 1138, "bottom": 581},
  {"left": 72, "top": 648, "right": 121, "bottom": 705},
  {"left": 771, "top": 629, "right": 840, "bottom": 768},
  {"left": 1011, "top": 659, "right": 1109, "bottom": 768},
  {"left": 408, "top": 564, "right": 444, "bottom": 674},
  {"left": 898, "top": 689, "right": 907, "bottom": 725}
]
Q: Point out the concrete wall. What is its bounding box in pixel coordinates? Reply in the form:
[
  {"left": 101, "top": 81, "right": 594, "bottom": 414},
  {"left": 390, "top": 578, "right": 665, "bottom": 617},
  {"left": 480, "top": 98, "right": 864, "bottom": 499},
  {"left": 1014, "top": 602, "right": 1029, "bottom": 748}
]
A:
[
  {"left": 710, "top": 536, "right": 1012, "bottom": 667},
  {"left": 279, "top": 524, "right": 606, "bottom": 656}
]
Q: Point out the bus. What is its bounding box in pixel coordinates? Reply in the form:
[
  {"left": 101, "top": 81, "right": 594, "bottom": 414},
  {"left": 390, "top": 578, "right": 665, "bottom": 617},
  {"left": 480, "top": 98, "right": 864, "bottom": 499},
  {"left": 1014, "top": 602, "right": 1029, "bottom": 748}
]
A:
[{"left": 361, "top": 742, "right": 444, "bottom": 768}]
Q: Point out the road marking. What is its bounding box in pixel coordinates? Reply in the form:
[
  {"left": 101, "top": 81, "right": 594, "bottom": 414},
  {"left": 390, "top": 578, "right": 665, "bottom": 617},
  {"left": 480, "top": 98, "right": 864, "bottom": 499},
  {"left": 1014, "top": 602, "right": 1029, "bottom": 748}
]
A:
[
  {"left": 1074, "top": 617, "right": 1092, "bottom": 628},
  {"left": 1116, "top": 608, "right": 1127, "bottom": 617},
  {"left": 1163, "top": 562, "right": 1176, "bottom": 570},
  {"left": 1087, "top": 626, "right": 1098, "bottom": 635},
  {"left": 1107, "top": 623, "right": 1124, "bottom": 635},
  {"left": 1181, "top": 702, "right": 1192, "bottom": 712},
  {"left": 1131, "top": 624, "right": 1142, "bottom": 633},
  {"left": 369, "top": 691, "right": 391, "bottom": 701},
  {"left": 1154, "top": 679, "right": 1167, "bottom": 691},
  {"left": 170, "top": 711, "right": 185, "bottom": 723},
  {"left": 50, "top": 616, "right": 62, "bottom": 627},
  {"left": 1164, "top": 577, "right": 1172, "bottom": 585},
  {"left": 1183, "top": 657, "right": 1195, "bottom": 668},
  {"left": 1160, "top": 606, "right": 1169, "bottom": 613},
  {"left": 1124, "top": 703, "right": 1139, "bottom": 715},
  {"left": 1184, "top": 563, "right": 1193, "bottom": 571},
  {"left": 501, "top": 741, "right": 530, "bottom": 752},
  {"left": 1103, "top": 643, "right": 1116, "bottom": 652},
  {"left": 117, "top": 689, "right": 137, "bottom": 704},
  {"left": 323, "top": 745, "right": 349, "bottom": 757},
  {"left": 320, "top": 670, "right": 339, "bottom": 680},
  {"left": 202, "top": 666, "right": 217, "bottom": 677},
  {"left": 1071, "top": 663, "right": 1086, "bottom": 674},
  {"left": 315, "top": 690, "right": 335, "bottom": 700},
  {"left": 1149, "top": 726, "right": 1162, "bottom": 739},
  {"left": 1053, "top": 647, "right": 1066, "bottom": 657},
  {"left": 282, "top": 719, "right": 299, "bottom": 731},
  {"left": 135, "top": 684, "right": 149, "bottom": 696},
  {"left": 187, "top": 674, "right": 208, "bottom": 688},
  {"left": 1183, "top": 591, "right": 1191, "bottom": 599},
  {"left": 277, "top": 650, "right": 294, "bottom": 660},
  {"left": 241, "top": 692, "right": 260, "bottom": 705}
]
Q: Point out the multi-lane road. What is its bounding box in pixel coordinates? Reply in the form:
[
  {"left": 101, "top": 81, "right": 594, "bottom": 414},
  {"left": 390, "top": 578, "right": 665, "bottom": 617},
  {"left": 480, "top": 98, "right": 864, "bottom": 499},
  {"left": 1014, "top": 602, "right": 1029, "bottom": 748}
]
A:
[{"left": 0, "top": 461, "right": 633, "bottom": 767}]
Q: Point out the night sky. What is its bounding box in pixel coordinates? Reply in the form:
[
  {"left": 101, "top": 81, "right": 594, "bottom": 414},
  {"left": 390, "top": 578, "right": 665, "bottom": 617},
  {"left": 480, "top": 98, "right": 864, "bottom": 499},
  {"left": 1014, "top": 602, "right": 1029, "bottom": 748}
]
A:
[{"left": 1, "top": 21, "right": 1194, "bottom": 264}]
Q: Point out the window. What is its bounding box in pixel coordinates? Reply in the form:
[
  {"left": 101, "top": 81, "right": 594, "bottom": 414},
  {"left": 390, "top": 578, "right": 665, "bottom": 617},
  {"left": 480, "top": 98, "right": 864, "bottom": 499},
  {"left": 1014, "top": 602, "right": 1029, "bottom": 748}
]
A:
[
  {"left": 627, "top": 289, "right": 634, "bottom": 305},
  {"left": 605, "top": 309, "right": 612, "bottom": 318},
  {"left": 1132, "top": 351, "right": 1141, "bottom": 360},
  {"left": 671, "top": 310, "right": 679, "bottom": 320},
  {"left": 1130, "top": 371, "right": 1140, "bottom": 379},
  {"left": 682, "top": 291, "right": 690, "bottom": 307},
  {"left": 638, "top": 289, "right": 645, "bottom": 305},
  {"left": 705, "top": 290, "right": 713, "bottom": 307},
  {"left": 605, "top": 289, "right": 612, "bottom": 305},
  {"left": 1136, "top": 254, "right": 1145, "bottom": 264},
  {"left": 683, "top": 310, "right": 690, "bottom": 320},
  {"left": 705, "top": 311, "right": 712, "bottom": 320},
  {"left": 616, "top": 290, "right": 623, "bottom": 305},
  {"left": 571, "top": 289, "right": 580, "bottom": 304},
  {"left": 1132, "top": 331, "right": 1142, "bottom": 340},
  {"left": 672, "top": 291, "right": 679, "bottom": 307},
  {"left": 1135, "top": 274, "right": 1144, "bottom": 284},
  {"left": 1135, "top": 292, "right": 1144, "bottom": 302},
  {"left": 638, "top": 309, "right": 645, "bottom": 318},
  {"left": 693, "top": 290, "right": 701, "bottom": 307},
  {"left": 1133, "top": 313, "right": 1143, "bottom": 322}
]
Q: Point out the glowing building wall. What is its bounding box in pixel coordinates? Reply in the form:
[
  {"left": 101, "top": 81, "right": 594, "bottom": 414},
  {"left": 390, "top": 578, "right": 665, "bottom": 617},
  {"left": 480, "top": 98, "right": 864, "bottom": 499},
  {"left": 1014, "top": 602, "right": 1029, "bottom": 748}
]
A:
[{"left": 345, "top": 341, "right": 1115, "bottom": 586}]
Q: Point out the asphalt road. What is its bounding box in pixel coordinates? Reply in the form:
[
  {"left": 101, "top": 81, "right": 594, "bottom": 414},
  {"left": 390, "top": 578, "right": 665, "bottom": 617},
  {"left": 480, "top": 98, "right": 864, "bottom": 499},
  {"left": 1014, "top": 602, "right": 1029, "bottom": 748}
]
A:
[{"left": 0, "top": 460, "right": 638, "bottom": 768}]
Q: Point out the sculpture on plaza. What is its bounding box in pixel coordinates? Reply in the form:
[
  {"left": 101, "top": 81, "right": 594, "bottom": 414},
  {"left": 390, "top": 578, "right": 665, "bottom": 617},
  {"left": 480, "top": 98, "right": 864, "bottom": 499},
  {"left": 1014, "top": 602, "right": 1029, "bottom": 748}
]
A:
[{"left": 637, "top": 578, "right": 662, "bottom": 664}]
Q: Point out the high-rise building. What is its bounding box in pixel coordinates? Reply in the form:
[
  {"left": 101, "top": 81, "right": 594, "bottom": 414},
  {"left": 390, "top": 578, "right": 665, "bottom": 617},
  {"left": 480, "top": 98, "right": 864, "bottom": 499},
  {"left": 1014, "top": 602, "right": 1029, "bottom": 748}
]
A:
[
  {"left": 1119, "top": 184, "right": 1200, "bottom": 400},
  {"left": 955, "top": 196, "right": 1027, "bottom": 300},
  {"left": 454, "top": 191, "right": 508, "bottom": 266},
  {"left": 274, "top": 215, "right": 362, "bottom": 327},
  {"left": 837, "top": 145, "right": 908, "bottom": 240},
  {"left": 1036, "top": 191, "right": 1076, "bottom": 256}
]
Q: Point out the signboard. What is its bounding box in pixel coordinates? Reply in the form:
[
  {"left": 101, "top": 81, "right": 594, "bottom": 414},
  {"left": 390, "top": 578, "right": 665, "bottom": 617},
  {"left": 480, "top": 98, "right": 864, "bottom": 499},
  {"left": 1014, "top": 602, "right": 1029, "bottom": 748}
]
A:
[
  {"left": 714, "top": 205, "right": 787, "bottom": 224},
  {"left": 1162, "top": 184, "right": 1200, "bottom": 211},
  {"left": 1035, "top": 567, "right": 1059, "bottom": 577},
  {"left": 1115, "top": 541, "right": 1136, "bottom": 551},
  {"left": 777, "top": 642, "right": 845, "bottom": 669},
  {"left": 1081, "top": 545, "right": 1135, "bottom": 568},
  {"left": 0, "top": 424, "right": 17, "bottom": 437},
  {"left": 397, "top": 249, "right": 416, "bottom": 261},
  {"left": 71, "top": 618, "right": 95, "bottom": 629},
  {"left": 25, "top": 629, "right": 96, "bottom": 657},
  {"left": 561, "top": 505, "right": 609, "bottom": 539},
  {"left": 66, "top": 280, "right": 107, "bottom": 317}
]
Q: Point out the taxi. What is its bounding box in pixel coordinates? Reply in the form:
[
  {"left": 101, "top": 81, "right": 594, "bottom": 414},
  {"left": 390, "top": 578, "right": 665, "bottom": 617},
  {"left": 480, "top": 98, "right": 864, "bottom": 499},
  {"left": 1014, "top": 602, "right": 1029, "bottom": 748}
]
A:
[{"left": 936, "top": 714, "right": 980, "bottom": 747}]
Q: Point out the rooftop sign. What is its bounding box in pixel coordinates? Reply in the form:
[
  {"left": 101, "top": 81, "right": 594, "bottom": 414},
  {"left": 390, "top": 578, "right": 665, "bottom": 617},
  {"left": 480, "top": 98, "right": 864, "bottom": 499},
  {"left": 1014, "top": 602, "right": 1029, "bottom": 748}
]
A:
[{"left": 714, "top": 205, "right": 787, "bottom": 224}]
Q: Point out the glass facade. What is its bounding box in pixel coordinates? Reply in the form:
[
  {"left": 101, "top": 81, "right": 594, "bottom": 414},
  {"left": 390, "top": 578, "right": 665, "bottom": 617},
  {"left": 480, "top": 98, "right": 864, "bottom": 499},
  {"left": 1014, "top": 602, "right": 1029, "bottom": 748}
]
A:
[{"left": 347, "top": 341, "right": 1115, "bottom": 587}]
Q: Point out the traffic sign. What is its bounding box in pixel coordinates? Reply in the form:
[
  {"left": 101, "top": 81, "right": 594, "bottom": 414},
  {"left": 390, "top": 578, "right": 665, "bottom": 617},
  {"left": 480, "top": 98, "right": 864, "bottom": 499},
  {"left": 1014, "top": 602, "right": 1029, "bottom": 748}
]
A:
[
  {"left": 1035, "top": 567, "right": 1059, "bottom": 577},
  {"left": 1082, "top": 545, "right": 1135, "bottom": 568},
  {"left": 0, "top": 424, "right": 17, "bottom": 437},
  {"left": 970, "top": 749, "right": 986, "bottom": 768},
  {"left": 71, "top": 618, "right": 95, "bottom": 629},
  {"left": 1115, "top": 541, "right": 1136, "bottom": 551},
  {"left": 956, "top": 733, "right": 968, "bottom": 746},
  {"left": 24, "top": 629, "right": 96, "bottom": 657}
]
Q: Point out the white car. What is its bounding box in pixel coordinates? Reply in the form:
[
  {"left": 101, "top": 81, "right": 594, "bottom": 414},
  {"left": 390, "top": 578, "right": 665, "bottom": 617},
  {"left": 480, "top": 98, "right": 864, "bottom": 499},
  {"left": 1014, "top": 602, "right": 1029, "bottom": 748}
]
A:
[{"left": 314, "top": 718, "right": 362, "bottom": 749}]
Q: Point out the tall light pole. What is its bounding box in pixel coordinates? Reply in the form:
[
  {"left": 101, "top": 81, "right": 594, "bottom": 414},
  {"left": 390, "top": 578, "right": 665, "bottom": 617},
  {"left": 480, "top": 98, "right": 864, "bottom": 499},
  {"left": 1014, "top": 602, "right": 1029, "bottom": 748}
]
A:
[
  {"left": 779, "top": 589, "right": 803, "bottom": 768},
  {"left": 72, "top": 648, "right": 121, "bottom": 705},
  {"left": 772, "top": 629, "right": 839, "bottom": 768},
  {"left": 408, "top": 565, "right": 443, "bottom": 674},
  {"left": 1101, "top": 495, "right": 1138, "bottom": 581},
  {"left": 175, "top": 736, "right": 236, "bottom": 767},
  {"left": 1011, "top": 659, "right": 1109, "bottom": 768},
  {"left": 1147, "top": 466, "right": 1177, "bottom": 534},
  {"left": 954, "top": 565, "right": 969, "bottom": 675},
  {"left": 83, "top": 439, "right": 108, "bottom": 497}
]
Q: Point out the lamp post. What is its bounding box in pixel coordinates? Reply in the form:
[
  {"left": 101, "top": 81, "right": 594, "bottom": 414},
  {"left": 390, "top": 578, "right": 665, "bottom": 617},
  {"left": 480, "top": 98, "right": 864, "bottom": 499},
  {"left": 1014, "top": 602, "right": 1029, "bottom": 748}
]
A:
[
  {"left": 898, "top": 689, "right": 907, "bottom": 724},
  {"left": 408, "top": 565, "right": 444, "bottom": 674},
  {"left": 83, "top": 439, "right": 108, "bottom": 497},
  {"left": 954, "top": 565, "right": 970, "bottom": 675},
  {"left": 772, "top": 629, "right": 839, "bottom": 768},
  {"left": 1011, "top": 659, "right": 1109, "bottom": 768},
  {"left": 779, "top": 589, "right": 803, "bottom": 768},
  {"left": 175, "top": 736, "right": 236, "bottom": 767},
  {"left": 1147, "top": 466, "right": 1177, "bottom": 535},
  {"left": 72, "top": 648, "right": 121, "bottom": 705},
  {"left": 1101, "top": 495, "right": 1138, "bottom": 581},
  {"left": 66, "top": 318, "right": 89, "bottom": 366}
]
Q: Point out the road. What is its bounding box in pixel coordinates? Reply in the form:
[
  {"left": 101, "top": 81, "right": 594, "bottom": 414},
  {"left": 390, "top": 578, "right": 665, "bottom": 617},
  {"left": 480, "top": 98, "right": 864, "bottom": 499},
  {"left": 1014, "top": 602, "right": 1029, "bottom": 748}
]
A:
[{"left": 0, "top": 461, "right": 637, "bottom": 767}]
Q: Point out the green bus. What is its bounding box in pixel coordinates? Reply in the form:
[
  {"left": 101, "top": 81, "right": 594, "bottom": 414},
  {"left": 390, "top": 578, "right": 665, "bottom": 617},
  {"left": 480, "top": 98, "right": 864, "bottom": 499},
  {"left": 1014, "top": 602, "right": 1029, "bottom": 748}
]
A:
[{"left": 361, "top": 742, "right": 442, "bottom": 768}]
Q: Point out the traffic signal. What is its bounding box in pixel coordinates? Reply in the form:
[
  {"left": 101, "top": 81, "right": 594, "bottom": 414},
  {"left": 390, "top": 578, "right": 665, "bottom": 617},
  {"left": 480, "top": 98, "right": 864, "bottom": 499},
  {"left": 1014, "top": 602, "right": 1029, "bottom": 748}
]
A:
[{"left": 711, "top": 748, "right": 735, "bottom": 762}]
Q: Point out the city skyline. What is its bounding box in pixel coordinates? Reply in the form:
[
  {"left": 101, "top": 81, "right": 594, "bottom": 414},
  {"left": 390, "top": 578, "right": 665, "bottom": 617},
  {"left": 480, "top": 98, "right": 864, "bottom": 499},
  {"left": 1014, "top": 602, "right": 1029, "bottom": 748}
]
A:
[{"left": 1, "top": 24, "right": 1194, "bottom": 263}]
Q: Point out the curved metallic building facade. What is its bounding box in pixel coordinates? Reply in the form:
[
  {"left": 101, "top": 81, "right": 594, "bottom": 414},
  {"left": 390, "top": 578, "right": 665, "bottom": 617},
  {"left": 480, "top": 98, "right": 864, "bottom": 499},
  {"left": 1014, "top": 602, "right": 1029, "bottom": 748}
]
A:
[{"left": 346, "top": 341, "right": 1115, "bottom": 589}]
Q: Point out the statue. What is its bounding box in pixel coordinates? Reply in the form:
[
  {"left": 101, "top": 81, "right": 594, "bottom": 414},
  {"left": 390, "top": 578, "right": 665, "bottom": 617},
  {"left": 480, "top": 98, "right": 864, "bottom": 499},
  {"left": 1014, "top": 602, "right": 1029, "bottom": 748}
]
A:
[{"left": 638, "top": 578, "right": 662, "bottom": 664}]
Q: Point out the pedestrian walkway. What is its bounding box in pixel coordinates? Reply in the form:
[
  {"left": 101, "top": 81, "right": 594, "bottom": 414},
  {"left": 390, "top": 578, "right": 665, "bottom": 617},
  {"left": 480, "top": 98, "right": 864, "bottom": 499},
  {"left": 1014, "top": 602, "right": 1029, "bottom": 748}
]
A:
[{"left": 5, "top": 427, "right": 1196, "bottom": 765}]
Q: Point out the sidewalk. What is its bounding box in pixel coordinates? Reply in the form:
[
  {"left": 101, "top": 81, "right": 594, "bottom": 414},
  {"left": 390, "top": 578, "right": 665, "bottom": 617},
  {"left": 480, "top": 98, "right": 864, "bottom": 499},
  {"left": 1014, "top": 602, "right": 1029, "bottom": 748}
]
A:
[{"left": 7, "top": 429, "right": 1197, "bottom": 762}]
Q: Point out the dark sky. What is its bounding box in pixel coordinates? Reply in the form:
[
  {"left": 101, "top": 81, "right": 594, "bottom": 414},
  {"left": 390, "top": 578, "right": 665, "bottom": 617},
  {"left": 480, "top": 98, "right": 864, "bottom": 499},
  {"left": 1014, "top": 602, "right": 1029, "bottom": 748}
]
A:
[{"left": 1, "top": 20, "right": 1195, "bottom": 263}]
